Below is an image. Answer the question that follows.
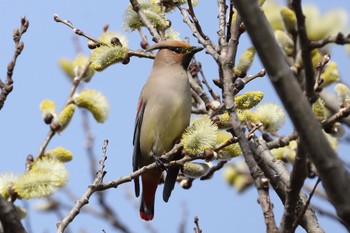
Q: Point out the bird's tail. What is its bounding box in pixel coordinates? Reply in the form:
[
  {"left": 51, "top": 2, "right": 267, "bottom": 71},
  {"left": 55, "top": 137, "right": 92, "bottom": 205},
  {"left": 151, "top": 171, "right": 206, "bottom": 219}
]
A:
[
  {"left": 140, "top": 170, "right": 162, "bottom": 221},
  {"left": 163, "top": 150, "right": 182, "bottom": 202}
]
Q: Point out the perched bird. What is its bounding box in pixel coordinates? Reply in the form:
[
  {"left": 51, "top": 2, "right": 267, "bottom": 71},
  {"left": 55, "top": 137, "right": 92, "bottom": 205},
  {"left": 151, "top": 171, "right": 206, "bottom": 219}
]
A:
[{"left": 133, "top": 40, "right": 203, "bottom": 221}]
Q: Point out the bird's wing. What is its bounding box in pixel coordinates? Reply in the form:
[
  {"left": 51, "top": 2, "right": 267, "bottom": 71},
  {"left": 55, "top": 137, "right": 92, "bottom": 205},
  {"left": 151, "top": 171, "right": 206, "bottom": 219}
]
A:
[{"left": 133, "top": 98, "right": 145, "bottom": 198}]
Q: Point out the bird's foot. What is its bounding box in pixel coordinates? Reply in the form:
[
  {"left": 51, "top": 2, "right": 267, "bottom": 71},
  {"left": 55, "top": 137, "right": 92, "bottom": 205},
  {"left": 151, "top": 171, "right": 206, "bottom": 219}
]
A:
[{"left": 153, "top": 155, "right": 167, "bottom": 171}]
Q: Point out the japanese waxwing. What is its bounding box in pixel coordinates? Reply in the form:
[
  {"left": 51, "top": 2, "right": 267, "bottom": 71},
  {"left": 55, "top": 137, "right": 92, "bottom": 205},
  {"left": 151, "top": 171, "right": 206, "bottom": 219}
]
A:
[{"left": 133, "top": 40, "right": 203, "bottom": 221}]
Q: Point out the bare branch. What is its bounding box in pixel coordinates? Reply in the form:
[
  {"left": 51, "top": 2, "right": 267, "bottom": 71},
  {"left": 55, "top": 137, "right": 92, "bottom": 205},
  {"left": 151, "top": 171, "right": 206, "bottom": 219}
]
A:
[
  {"left": 200, "top": 161, "right": 226, "bottom": 180},
  {"left": 0, "top": 17, "right": 28, "bottom": 110},
  {"left": 252, "top": 139, "right": 324, "bottom": 232},
  {"left": 188, "top": 73, "right": 212, "bottom": 111},
  {"left": 217, "top": 0, "right": 227, "bottom": 48},
  {"left": 280, "top": 142, "right": 308, "bottom": 232},
  {"left": 186, "top": 0, "right": 210, "bottom": 42},
  {"left": 81, "top": 111, "right": 131, "bottom": 233},
  {"left": 226, "top": 0, "right": 234, "bottom": 42},
  {"left": 256, "top": 177, "right": 278, "bottom": 233},
  {"left": 314, "top": 54, "right": 330, "bottom": 92},
  {"left": 291, "top": 0, "right": 317, "bottom": 103},
  {"left": 312, "top": 205, "right": 350, "bottom": 232},
  {"left": 291, "top": 178, "right": 321, "bottom": 232},
  {"left": 129, "top": 0, "right": 161, "bottom": 42},
  {"left": 56, "top": 142, "right": 189, "bottom": 233},
  {"left": 175, "top": 2, "right": 219, "bottom": 61},
  {"left": 193, "top": 216, "right": 202, "bottom": 233},
  {"left": 54, "top": 14, "right": 107, "bottom": 46},
  {"left": 320, "top": 90, "right": 350, "bottom": 127},
  {"left": 322, "top": 105, "right": 350, "bottom": 133},
  {"left": 266, "top": 131, "right": 298, "bottom": 149},
  {"left": 56, "top": 140, "right": 109, "bottom": 233},
  {"left": 309, "top": 32, "right": 350, "bottom": 49},
  {"left": 128, "top": 50, "right": 155, "bottom": 59},
  {"left": 195, "top": 60, "right": 220, "bottom": 101}
]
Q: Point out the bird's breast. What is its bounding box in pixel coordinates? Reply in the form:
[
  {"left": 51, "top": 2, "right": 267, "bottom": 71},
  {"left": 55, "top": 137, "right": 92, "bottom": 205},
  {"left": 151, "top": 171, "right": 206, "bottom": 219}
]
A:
[{"left": 139, "top": 74, "right": 191, "bottom": 161}]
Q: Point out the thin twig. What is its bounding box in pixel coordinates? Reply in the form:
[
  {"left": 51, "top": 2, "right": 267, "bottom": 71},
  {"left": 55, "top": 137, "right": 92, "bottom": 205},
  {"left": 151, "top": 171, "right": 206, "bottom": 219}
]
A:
[
  {"left": 291, "top": 0, "right": 317, "bottom": 103},
  {"left": 320, "top": 90, "right": 350, "bottom": 128},
  {"left": 178, "top": 204, "right": 188, "bottom": 233},
  {"left": 241, "top": 69, "right": 266, "bottom": 86},
  {"left": 128, "top": 50, "right": 155, "bottom": 59},
  {"left": 309, "top": 32, "right": 350, "bottom": 49},
  {"left": 81, "top": 110, "right": 131, "bottom": 233},
  {"left": 129, "top": 0, "right": 161, "bottom": 42},
  {"left": 56, "top": 142, "right": 189, "bottom": 233},
  {"left": 226, "top": 0, "right": 234, "bottom": 42},
  {"left": 0, "top": 17, "right": 28, "bottom": 110},
  {"left": 37, "top": 130, "right": 56, "bottom": 159},
  {"left": 253, "top": 139, "right": 324, "bottom": 232},
  {"left": 215, "top": 136, "right": 239, "bottom": 153},
  {"left": 175, "top": 2, "right": 219, "bottom": 61},
  {"left": 311, "top": 204, "right": 350, "bottom": 232},
  {"left": 256, "top": 177, "right": 279, "bottom": 233},
  {"left": 56, "top": 140, "right": 109, "bottom": 233},
  {"left": 54, "top": 14, "right": 107, "bottom": 46},
  {"left": 201, "top": 161, "right": 227, "bottom": 180},
  {"left": 217, "top": 0, "right": 227, "bottom": 49},
  {"left": 266, "top": 131, "right": 298, "bottom": 149},
  {"left": 193, "top": 216, "right": 202, "bottom": 233},
  {"left": 137, "top": 28, "right": 149, "bottom": 47},
  {"left": 322, "top": 105, "right": 350, "bottom": 133},
  {"left": 188, "top": 73, "right": 212, "bottom": 109},
  {"left": 200, "top": 136, "right": 239, "bottom": 181},
  {"left": 186, "top": 0, "right": 210, "bottom": 41},
  {"left": 290, "top": 178, "right": 321, "bottom": 232},
  {"left": 191, "top": 89, "right": 207, "bottom": 114},
  {"left": 37, "top": 62, "right": 91, "bottom": 158},
  {"left": 280, "top": 142, "right": 308, "bottom": 232},
  {"left": 195, "top": 60, "right": 220, "bottom": 101},
  {"left": 314, "top": 54, "right": 330, "bottom": 92}
]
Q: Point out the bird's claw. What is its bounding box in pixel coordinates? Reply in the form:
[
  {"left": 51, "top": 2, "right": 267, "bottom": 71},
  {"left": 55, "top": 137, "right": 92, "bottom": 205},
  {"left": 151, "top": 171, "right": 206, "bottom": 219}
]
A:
[{"left": 153, "top": 155, "right": 167, "bottom": 171}]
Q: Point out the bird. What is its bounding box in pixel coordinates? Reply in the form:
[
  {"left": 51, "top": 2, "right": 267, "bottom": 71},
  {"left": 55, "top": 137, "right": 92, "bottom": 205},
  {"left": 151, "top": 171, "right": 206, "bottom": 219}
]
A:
[{"left": 132, "top": 40, "right": 203, "bottom": 221}]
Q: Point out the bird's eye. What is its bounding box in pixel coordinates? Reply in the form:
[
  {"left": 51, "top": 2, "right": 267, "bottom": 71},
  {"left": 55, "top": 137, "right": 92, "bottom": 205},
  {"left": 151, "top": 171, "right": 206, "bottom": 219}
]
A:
[{"left": 172, "top": 47, "right": 183, "bottom": 54}]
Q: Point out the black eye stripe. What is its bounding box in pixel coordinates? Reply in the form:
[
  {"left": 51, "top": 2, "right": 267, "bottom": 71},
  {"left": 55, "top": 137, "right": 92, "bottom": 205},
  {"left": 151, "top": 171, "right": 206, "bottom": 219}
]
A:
[{"left": 169, "top": 47, "right": 184, "bottom": 54}]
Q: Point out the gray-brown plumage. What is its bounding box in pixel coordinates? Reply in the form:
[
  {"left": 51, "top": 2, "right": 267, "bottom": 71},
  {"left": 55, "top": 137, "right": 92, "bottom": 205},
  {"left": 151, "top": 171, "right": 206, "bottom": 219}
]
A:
[{"left": 132, "top": 40, "right": 203, "bottom": 221}]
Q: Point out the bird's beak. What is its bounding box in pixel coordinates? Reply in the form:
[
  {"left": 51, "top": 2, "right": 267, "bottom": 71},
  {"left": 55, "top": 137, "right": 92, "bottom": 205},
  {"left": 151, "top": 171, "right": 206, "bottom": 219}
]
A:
[{"left": 190, "top": 46, "right": 204, "bottom": 54}]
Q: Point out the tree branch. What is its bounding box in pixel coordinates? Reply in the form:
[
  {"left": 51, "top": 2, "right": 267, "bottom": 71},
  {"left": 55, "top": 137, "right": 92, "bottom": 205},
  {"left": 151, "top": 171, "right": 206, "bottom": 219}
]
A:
[
  {"left": 37, "top": 61, "right": 91, "bottom": 159},
  {"left": 0, "top": 196, "right": 27, "bottom": 233},
  {"left": 0, "top": 17, "right": 28, "bottom": 110},
  {"left": 81, "top": 111, "right": 131, "bottom": 233},
  {"left": 256, "top": 177, "right": 278, "bottom": 233},
  {"left": 217, "top": 0, "right": 227, "bottom": 49},
  {"left": 320, "top": 90, "right": 350, "bottom": 127},
  {"left": 309, "top": 32, "right": 350, "bottom": 49},
  {"left": 234, "top": 0, "right": 350, "bottom": 227},
  {"left": 56, "top": 143, "right": 192, "bottom": 232},
  {"left": 280, "top": 142, "right": 308, "bottom": 232},
  {"left": 57, "top": 140, "right": 109, "bottom": 233},
  {"left": 253, "top": 139, "right": 324, "bottom": 232},
  {"left": 175, "top": 2, "right": 219, "bottom": 61},
  {"left": 291, "top": 0, "right": 317, "bottom": 103},
  {"left": 129, "top": 0, "right": 161, "bottom": 42}
]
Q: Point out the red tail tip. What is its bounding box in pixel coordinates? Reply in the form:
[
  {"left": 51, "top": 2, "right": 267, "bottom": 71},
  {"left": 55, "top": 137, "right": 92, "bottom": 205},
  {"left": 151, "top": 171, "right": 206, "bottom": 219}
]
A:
[{"left": 140, "top": 211, "right": 154, "bottom": 221}]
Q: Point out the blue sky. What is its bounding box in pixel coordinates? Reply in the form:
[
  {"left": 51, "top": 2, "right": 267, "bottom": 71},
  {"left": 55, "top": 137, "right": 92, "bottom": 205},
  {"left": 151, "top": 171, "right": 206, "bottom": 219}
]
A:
[{"left": 1, "top": 0, "right": 350, "bottom": 232}]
